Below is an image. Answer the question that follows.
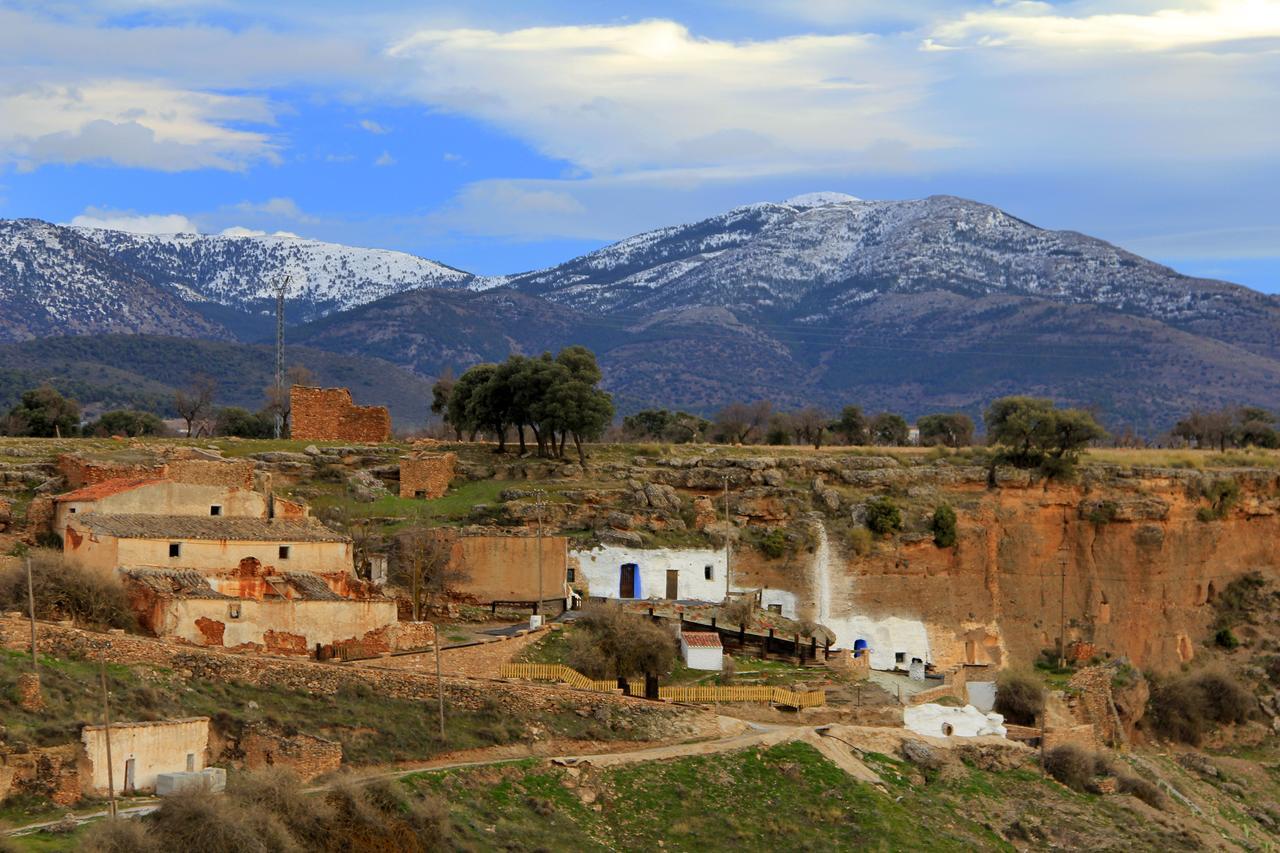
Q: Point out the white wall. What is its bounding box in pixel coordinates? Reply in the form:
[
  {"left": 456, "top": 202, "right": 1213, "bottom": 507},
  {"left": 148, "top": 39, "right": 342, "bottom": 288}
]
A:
[
  {"left": 682, "top": 643, "right": 723, "bottom": 671},
  {"left": 903, "top": 705, "right": 1006, "bottom": 739},
  {"left": 575, "top": 545, "right": 728, "bottom": 601},
  {"left": 160, "top": 598, "right": 398, "bottom": 648},
  {"left": 82, "top": 718, "right": 209, "bottom": 794},
  {"left": 818, "top": 613, "right": 932, "bottom": 672}
]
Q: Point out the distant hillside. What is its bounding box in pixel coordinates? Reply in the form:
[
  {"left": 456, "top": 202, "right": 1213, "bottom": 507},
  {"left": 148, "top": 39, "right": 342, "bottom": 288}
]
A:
[{"left": 0, "top": 335, "right": 434, "bottom": 428}]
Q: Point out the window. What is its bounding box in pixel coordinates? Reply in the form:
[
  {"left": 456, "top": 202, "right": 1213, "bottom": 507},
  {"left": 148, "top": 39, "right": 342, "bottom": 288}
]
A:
[
  {"left": 209, "top": 505, "right": 222, "bottom": 516},
  {"left": 567, "top": 566, "right": 576, "bottom": 582},
  {"left": 186, "top": 753, "right": 195, "bottom": 772},
  {"left": 69, "top": 507, "right": 77, "bottom": 514},
  {"left": 168, "top": 543, "right": 181, "bottom": 558},
  {"left": 768, "top": 603, "right": 783, "bottom": 614},
  {"left": 895, "top": 652, "right": 906, "bottom": 664},
  {"left": 278, "top": 545, "right": 291, "bottom": 560},
  {"left": 704, "top": 564, "right": 714, "bottom": 580},
  {"left": 228, "top": 603, "right": 241, "bottom": 619},
  {"left": 414, "top": 490, "right": 426, "bottom": 499}
]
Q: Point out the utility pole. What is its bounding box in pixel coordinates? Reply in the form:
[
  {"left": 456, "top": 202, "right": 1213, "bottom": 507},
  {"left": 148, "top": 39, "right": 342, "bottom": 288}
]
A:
[
  {"left": 723, "top": 475, "right": 732, "bottom": 601},
  {"left": 534, "top": 489, "right": 547, "bottom": 620},
  {"left": 434, "top": 622, "right": 445, "bottom": 739},
  {"left": 25, "top": 556, "right": 38, "bottom": 678},
  {"left": 273, "top": 275, "right": 290, "bottom": 440},
  {"left": 99, "top": 657, "right": 117, "bottom": 818}
]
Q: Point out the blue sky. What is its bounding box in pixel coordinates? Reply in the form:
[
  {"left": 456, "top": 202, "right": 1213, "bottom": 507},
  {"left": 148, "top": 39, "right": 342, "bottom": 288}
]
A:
[{"left": 1, "top": 1, "right": 1276, "bottom": 289}]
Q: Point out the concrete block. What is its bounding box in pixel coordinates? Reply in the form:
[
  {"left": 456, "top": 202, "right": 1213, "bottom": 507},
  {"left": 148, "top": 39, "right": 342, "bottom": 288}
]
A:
[{"left": 156, "top": 767, "right": 226, "bottom": 797}]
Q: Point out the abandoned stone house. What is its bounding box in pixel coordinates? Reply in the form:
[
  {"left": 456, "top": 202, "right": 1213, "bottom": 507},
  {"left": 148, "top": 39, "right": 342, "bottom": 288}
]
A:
[
  {"left": 52, "top": 477, "right": 292, "bottom": 533},
  {"left": 80, "top": 718, "right": 210, "bottom": 795},
  {"left": 123, "top": 560, "right": 399, "bottom": 654},
  {"left": 290, "top": 385, "right": 391, "bottom": 443},
  {"left": 399, "top": 451, "right": 456, "bottom": 499}
]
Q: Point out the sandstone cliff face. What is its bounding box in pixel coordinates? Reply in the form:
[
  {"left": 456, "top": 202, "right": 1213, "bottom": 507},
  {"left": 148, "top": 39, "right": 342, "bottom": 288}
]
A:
[{"left": 780, "top": 468, "right": 1280, "bottom": 672}]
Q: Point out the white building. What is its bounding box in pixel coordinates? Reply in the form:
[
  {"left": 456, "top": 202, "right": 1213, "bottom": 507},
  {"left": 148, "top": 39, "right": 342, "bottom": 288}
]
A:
[
  {"left": 575, "top": 544, "right": 727, "bottom": 601},
  {"left": 680, "top": 632, "right": 724, "bottom": 671}
]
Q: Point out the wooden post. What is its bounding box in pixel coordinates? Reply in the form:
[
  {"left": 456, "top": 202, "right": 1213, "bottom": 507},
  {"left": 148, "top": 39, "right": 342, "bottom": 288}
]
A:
[
  {"left": 434, "top": 623, "right": 445, "bottom": 740},
  {"left": 99, "top": 658, "right": 117, "bottom": 819}
]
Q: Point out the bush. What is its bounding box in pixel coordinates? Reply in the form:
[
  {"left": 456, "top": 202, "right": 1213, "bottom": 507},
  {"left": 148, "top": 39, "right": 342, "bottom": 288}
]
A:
[
  {"left": 79, "top": 819, "right": 160, "bottom": 853},
  {"left": 1117, "top": 772, "right": 1165, "bottom": 809},
  {"left": 848, "top": 526, "right": 873, "bottom": 556},
  {"left": 567, "top": 604, "right": 676, "bottom": 680},
  {"left": 1043, "top": 743, "right": 1105, "bottom": 791},
  {"left": 864, "top": 497, "right": 902, "bottom": 536},
  {"left": 759, "top": 529, "right": 788, "bottom": 559},
  {"left": 931, "top": 505, "right": 957, "bottom": 548},
  {"left": 1214, "top": 628, "right": 1240, "bottom": 650},
  {"left": 1146, "top": 669, "right": 1256, "bottom": 745},
  {"left": 85, "top": 409, "right": 167, "bottom": 438},
  {"left": 0, "top": 550, "right": 136, "bottom": 630},
  {"left": 994, "top": 670, "right": 1045, "bottom": 725}
]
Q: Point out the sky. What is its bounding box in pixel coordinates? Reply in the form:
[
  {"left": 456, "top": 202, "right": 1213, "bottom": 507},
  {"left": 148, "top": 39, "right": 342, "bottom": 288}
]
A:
[{"left": 0, "top": 0, "right": 1276, "bottom": 289}]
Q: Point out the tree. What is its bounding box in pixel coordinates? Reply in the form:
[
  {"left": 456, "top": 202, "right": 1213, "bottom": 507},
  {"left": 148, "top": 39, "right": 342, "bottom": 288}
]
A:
[
  {"left": 782, "top": 407, "right": 824, "bottom": 448},
  {"left": 3, "top": 386, "right": 80, "bottom": 437},
  {"left": 262, "top": 364, "right": 314, "bottom": 437},
  {"left": 864, "top": 497, "right": 903, "bottom": 535},
  {"left": 870, "top": 412, "right": 909, "bottom": 446},
  {"left": 537, "top": 374, "right": 614, "bottom": 466},
  {"left": 986, "top": 396, "right": 1106, "bottom": 468},
  {"left": 430, "top": 367, "right": 458, "bottom": 438},
  {"left": 1237, "top": 406, "right": 1279, "bottom": 448},
  {"left": 666, "top": 411, "right": 710, "bottom": 443},
  {"left": 931, "top": 505, "right": 958, "bottom": 548},
  {"left": 917, "top": 413, "right": 975, "bottom": 448},
  {"left": 714, "top": 401, "right": 772, "bottom": 444},
  {"left": 765, "top": 413, "right": 793, "bottom": 446},
  {"left": 831, "top": 406, "right": 868, "bottom": 445},
  {"left": 623, "top": 409, "right": 674, "bottom": 441},
  {"left": 447, "top": 363, "right": 499, "bottom": 445},
  {"left": 174, "top": 374, "right": 217, "bottom": 438},
  {"left": 566, "top": 604, "right": 676, "bottom": 681},
  {"left": 86, "top": 409, "right": 166, "bottom": 438},
  {"left": 393, "top": 523, "right": 463, "bottom": 621},
  {"left": 214, "top": 407, "right": 275, "bottom": 438}
]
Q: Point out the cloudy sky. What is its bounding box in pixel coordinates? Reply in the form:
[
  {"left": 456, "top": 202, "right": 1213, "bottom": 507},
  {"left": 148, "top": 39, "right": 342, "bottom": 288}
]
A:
[{"left": 1, "top": 0, "right": 1276, "bottom": 288}]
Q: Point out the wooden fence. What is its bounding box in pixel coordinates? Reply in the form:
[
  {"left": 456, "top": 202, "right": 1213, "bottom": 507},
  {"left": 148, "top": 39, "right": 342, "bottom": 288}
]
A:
[{"left": 498, "top": 663, "right": 825, "bottom": 708}]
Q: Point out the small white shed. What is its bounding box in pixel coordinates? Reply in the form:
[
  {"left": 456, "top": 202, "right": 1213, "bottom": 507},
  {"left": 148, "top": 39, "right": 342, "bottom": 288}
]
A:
[{"left": 680, "top": 631, "right": 724, "bottom": 671}]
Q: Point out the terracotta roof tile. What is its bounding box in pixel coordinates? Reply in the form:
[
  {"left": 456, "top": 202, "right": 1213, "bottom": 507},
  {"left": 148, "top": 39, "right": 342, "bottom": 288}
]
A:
[
  {"left": 682, "top": 632, "right": 722, "bottom": 648},
  {"left": 54, "top": 478, "right": 166, "bottom": 503}
]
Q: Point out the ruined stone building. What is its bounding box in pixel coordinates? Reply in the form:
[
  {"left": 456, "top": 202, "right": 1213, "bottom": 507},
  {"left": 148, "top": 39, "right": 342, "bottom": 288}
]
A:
[
  {"left": 290, "top": 385, "right": 391, "bottom": 443},
  {"left": 80, "top": 718, "right": 210, "bottom": 795},
  {"left": 399, "top": 451, "right": 456, "bottom": 499},
  {"left": 434, "top": 531, "right": 571, "bottom": 608}
]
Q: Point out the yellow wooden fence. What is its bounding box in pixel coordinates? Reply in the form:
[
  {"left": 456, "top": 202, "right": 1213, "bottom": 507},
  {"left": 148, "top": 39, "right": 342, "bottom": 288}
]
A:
[{"left": 498, "top": 663, "right": 825, "bottom": 707}]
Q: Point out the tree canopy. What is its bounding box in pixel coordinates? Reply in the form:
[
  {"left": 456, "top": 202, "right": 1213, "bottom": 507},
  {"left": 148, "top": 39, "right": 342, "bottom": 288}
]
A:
[
  {"left": 870, "top": 412, "right": 910, "bottom": 446},
  {"left": 985, "top": 396, "right": 1106, "bottom": 469},
  {"left": 85, "top": 409, "right": 167, "bottom": 438},
  {"left": 3, "top": 386, "right": 80, "bottom": 437},
  {"left": 917, "top": 412, "right": 975, "bottom": 448}
]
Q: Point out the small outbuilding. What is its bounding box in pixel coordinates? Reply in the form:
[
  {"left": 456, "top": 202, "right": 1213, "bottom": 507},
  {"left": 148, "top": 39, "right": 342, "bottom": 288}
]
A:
[{"left": 680, "top": 631, "right": 724, "bottom": 671}]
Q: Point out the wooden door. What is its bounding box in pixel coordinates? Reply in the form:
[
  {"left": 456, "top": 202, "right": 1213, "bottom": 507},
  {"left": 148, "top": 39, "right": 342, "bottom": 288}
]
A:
[
  {"left": 665, "top": 570, "right": 679, "bottom": 600},
  {"left": 620, "top": 563, "right": 637, "bottom": 598}
]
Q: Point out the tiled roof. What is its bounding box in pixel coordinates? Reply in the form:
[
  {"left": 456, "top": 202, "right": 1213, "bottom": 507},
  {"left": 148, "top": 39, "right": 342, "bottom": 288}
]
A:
[
  {"left": 121, "top": 568, "right": 229, "bottom": 600},
  {"left": 279, "top": 572, "right": 344, "bottom": 601},
  {"left": 682, "top": 632, "right": 723, "bottom": 648},
  {"left": 77, "top": 514, "right": 348, "bottom": 543},
  {"left": 54, "top": 478, "right": 165, "bottom": 503}
]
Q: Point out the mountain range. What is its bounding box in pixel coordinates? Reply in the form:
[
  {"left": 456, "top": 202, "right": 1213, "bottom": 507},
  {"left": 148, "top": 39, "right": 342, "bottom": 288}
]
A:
[{"left": 2, "top": 193, "right": 1278, "bottom": 433}]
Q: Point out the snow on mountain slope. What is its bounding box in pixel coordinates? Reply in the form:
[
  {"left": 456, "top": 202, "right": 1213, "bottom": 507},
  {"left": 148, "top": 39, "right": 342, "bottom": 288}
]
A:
[
  {"left": 74, "top": 226, "right": 474, "bottom": 320},
  {"left": 502, "top": 194, "right": 1276, "bottom": 334}
]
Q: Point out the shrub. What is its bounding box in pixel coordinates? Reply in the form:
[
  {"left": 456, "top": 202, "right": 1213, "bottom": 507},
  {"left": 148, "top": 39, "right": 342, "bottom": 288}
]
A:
[
  {"left": 931, "top": 505, "right": 957, "bottom": 548},
  {"left": 994, "top": 670, "right": 1045, "bottom": 725},
  {"left": 79, "top": 819, "right": 160, "bottom": 853},
  {"left": 1043, "top": 744, "right": 1105, "bottom": 791},
  {"left": 759, "top": 528, "right": 788, "bottom": 559},
  {"left": 1117, "top": 772, "right": 1165, "bottom": 809},
  {"left": 0, "top": 550, "right": 136, "bottom": 630},
  {"left": 848, "top": 526, "right": 873, "bottom": 556},
  {"left": 864, "top": 497, "right": 902, "bottom": 536},
  {"left": 1214, "top": 628, "right": 1240, "bottom": 650},
  {"left": 567, "top": 604, "right": 676, "bottom": 680},
  {"left": 1086, "top": 501, "right": 1119, "bottom": 525},
  {"left": 1146, "top": 669, "right": 1256, "bottom": 744}
]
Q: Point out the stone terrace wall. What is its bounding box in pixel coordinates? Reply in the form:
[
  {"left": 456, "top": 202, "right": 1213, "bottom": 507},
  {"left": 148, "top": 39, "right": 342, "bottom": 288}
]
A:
[
  {"left": 290, "top": 386, "right": 391, "bottom": 443},
  {"left": 239, "top": 723, "right": 341, "bottom": 782},
  {"left": 400, "top": 452, "right": 456, "bottom": 499},
  {"left": 166, "top": 457, "right": 255, "bottom": 490},
  {"left": 0, "top": 614, "right": 703, "bottom": 730},
  {"left": 57, "top": 454, "right": 165, "bottom": 489}
]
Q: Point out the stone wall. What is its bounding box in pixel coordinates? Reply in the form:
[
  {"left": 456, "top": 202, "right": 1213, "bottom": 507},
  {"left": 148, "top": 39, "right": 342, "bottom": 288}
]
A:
[
  {"left": 290, "top": 386, "right": 391, "bottom": 443},
  {"left": 400, "top": 453, "right": 456, "bottom": 499},
  {"left": 166, "top": 457, "right": 256, "bottom": 490},
  {"left": 0, "top": 744, "right": 82, "bottom": 806},
  {"left": 239, "top": 724, "right": 341, "bottom": 782},
  {"left": 57, "top": 454, "right": 165, "bottom": 489},
  {"left": 0, "top": 613, "right": 703, "bottom": 728}
]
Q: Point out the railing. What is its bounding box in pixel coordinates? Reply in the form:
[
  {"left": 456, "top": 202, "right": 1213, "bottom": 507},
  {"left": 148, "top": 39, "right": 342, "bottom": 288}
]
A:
[{"left": 498, "top": 663, "right": 825, "bottom": 707}]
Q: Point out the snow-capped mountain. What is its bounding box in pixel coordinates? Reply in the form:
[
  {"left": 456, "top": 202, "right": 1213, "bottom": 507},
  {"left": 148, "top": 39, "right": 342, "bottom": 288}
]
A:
[
  {"left": 0, "top": 218, "right": 474, "bottom": 342},
  {"left": 75, "top": 225, "right": 473, "bottom": 320},
  {"left": 499, "top": 194, "right": 1277, "bottom": 338}
]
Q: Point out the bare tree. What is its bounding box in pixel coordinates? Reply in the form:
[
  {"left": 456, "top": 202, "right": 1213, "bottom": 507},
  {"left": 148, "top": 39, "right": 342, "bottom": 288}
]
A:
[
  {"left": 174, "top": 374, "right": 217, "bottom": 438},
  {"left": 714, "top": 400, "right": 773, "bottom": 444},
  {"left": 791, "top": 407, "right": 828, "bottom": 449},
  {"left": 394, "top": 523, "right": 466, "bottom": 621},
  {"left": 263, "top": 365, "right": 315, "bottom": 436}
]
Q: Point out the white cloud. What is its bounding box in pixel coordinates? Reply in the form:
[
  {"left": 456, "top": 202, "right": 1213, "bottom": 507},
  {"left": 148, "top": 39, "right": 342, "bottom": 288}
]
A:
[
  {"left": 374, "top": 150, "right": 396, "bottom": 166},
  {"left": 0, "top": 80, "right": 276, "bottom": 171},
  {"left": 389, "top": 20, "right": 944, "bottom": 176},
  {"left": 358, "top": 119, "right": 389, "bottom": 134},
  {"left": 933, "top": 0, "right": 1280, "bottom": 51},
  {"left": 69, "top": 208, "right": 198, "bottom": 233},
  {"left": 219, "top": 226, "right": 301, "bottom": 238}
]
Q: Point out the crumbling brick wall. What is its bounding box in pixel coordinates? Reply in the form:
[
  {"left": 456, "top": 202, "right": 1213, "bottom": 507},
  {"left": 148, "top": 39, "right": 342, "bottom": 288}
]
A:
[
  {"left": 290, "top": 386, "right": 391, "bottom": 443},
  {"left": 239, "top": 724, "right": 342, "bottom": 782},
  {"left": 399, "top": 453, "right": 456, "bottom": 499},
  {"left": 165, "top": 458, "right": 255, "bottom": 490},
  {"left": 0, "top": 744, "right": 82, "bottom": 806},
  {"left": 57, "top": 455, "right": 165, "bottom": 489}
]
